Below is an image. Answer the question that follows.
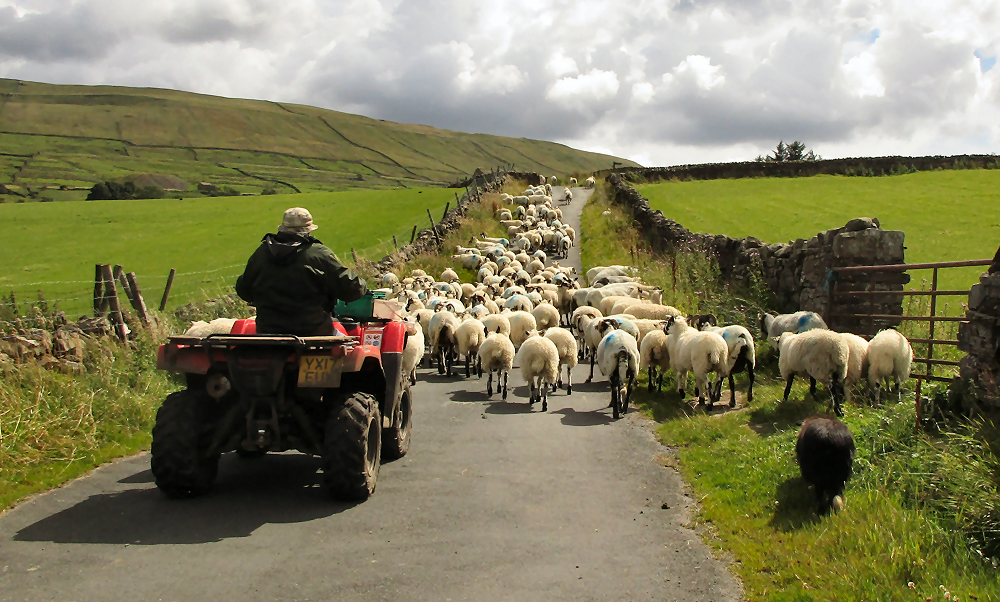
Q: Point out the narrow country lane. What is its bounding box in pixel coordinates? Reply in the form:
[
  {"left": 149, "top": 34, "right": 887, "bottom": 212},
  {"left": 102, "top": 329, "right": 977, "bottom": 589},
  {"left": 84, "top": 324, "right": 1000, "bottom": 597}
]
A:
[{"left": 0, "top": 186, "right": 743, "bottom": 602}]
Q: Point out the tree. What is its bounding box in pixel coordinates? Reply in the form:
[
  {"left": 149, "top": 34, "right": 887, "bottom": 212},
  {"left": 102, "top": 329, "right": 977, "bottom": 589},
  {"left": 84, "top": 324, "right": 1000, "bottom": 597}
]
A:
[{"left": 764, "top": 140, "right": 820, "bottom": 162}]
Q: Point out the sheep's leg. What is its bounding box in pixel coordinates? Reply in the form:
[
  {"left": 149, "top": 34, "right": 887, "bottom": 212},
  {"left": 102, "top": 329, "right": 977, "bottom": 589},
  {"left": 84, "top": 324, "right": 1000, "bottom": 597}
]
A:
[
  {"left": 676, "top": 369, "right": 687, "bottom": 399},
  {"left": 410, "top": 368, "right": 417, "bottom": 386},
  {"left": 696, "top": 373, "right": 708, "bottom": 407},
  {"left": 647, "top": 366, "right": 656, "bottom": 392},
  {"left": 728, "top": 373, "right": 737, "bottom": 407},
  {"left": 782, "top": 375, "right": 794, "bottom": 402},
  {"left": 502, "top": 370, "right": 508, "bottom": 400},
  {"left": 477, "top": 357, "right": 483, "bottom": 378},
  {"left": 611, "top": 373, "right": 620, "bottom": 419},
  {"left": 587, "top": 352, "right": 596, "bottom": 383},
  {"left": 541, "top": 381, "right": 548, "bottom": 412},
  {"left": 437, "top": 346, "right": 445, "bottom": 375},
  {"left": 529, "top": 379, "right": 536, "bottom": 405},
  {"left": 831, "top": 374, "right": 845, "bottom": 417},
  {"left": 487, "top": 371, "right": 494, "bottom": 397},
  {"left": 566, "top": 364, "right": 572, "bottom": 395},
  {"left": 623, "top": 367, "right": 636, "bottom": 415},
  {"left": 809, "top": 377, "right": 818, "bottom": 399},
  {"left": 556, "top": 362, "right": 563, "bottom": 390},
  {"left": 465, "top": 354, "right": 471, "bottom": 378}
]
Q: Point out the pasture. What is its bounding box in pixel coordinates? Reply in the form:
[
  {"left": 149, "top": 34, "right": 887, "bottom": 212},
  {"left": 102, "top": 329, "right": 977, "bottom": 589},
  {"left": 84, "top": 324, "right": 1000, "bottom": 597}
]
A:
[
  {"left": 636, "top": 170, "right": 1000, "bottom": 294},
  {"left": 0, "top": 188, "right": 456, "bottom": 319}
]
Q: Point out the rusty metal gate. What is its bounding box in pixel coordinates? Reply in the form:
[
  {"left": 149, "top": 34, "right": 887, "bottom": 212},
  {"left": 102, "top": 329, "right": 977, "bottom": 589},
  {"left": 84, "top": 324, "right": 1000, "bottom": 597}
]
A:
[{"left": 828, "top": 259, "right": 990, "bottom": 412}]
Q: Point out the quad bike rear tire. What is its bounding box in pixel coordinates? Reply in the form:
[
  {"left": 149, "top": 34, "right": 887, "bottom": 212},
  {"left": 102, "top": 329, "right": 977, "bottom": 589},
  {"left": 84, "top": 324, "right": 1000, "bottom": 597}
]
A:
[
  {"left": 151, "top": 390, "right": 220, "bottom": 498},
  {"left": 323, "top": 391, "right": 381, "bottom": 501},
  {"left": 383, "top": 383, "right": 413, "bottom": 461}
]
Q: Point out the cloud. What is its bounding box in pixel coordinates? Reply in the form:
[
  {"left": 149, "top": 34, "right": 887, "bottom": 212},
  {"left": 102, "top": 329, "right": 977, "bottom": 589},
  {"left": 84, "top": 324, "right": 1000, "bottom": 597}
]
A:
[{"left": 0, "top": 0, "right": 996, "bottom": 166}]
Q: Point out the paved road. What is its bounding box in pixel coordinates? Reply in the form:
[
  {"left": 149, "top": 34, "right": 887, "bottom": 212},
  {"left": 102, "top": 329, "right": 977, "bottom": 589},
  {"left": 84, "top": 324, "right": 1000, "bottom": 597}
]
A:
[{"left": 0, "top": 187, "right": 742, "bottom": 602}]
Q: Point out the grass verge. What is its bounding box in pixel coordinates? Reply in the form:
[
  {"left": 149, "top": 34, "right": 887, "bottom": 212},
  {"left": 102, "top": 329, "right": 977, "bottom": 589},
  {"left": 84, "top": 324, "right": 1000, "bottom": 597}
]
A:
[{"left": 582, "top": 180, "right": 1000, "bottom": 602}]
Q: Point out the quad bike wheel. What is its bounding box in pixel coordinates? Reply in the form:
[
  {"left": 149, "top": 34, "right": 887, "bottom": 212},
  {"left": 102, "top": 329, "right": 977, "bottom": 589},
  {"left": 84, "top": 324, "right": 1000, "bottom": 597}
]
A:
[
  {"left": 383, "top": 384, "right": 413, "bottom": 461},
  {"left": 151, "top": 390, "right": 221, "bottom": 498},
  {"left": 323, "top": 391, "right": 381, "bottom": 501}
]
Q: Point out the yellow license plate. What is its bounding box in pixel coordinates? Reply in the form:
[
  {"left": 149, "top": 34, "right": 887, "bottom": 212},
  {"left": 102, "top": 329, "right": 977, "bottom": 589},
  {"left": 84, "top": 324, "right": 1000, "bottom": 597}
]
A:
[{"left": 298, "top": 355, "right": 343, "bottom": 388}]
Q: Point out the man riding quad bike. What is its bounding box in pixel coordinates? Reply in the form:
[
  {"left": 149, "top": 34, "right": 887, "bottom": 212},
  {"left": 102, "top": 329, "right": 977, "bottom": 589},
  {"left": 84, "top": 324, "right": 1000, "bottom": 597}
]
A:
[{"left": 152, "top": 208, "right": 412, "bottom": 501}]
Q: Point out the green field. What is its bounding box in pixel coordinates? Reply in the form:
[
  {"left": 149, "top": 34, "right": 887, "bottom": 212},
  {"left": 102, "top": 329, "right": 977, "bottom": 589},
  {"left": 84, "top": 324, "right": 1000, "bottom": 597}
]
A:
[
  {"left": 0, "top": 78, "right": 637, "bottom": 196},
  {"left": 0, "top": 188, "right": 456, "bottom": 318},
  {"left": 636, "top": 170, "right": 1000, "bottom": 294}
]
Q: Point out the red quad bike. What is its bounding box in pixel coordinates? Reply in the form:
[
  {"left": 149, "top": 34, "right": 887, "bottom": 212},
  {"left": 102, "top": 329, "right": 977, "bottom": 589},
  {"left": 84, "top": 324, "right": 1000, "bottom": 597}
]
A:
[{"left": 152, "top": 293, "right": 411, "bottom": 501}]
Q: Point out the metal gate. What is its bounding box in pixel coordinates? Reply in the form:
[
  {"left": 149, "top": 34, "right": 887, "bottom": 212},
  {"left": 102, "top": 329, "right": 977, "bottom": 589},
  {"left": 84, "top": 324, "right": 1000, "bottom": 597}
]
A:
[{"left": 828, "top": 259, "right": 990, "bottom": 410}]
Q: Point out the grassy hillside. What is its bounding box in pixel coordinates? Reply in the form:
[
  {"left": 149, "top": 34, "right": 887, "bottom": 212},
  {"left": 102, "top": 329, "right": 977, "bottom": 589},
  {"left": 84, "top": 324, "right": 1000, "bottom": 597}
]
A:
[
  {"left": 0, "top": 187, "right": 457, "bottom": 319},
  {"left": 0, "top": 78, "right": 638, "bottom": 197},
  {"left": 635, "top": 170, "right": 1000, "bottom": 294}
]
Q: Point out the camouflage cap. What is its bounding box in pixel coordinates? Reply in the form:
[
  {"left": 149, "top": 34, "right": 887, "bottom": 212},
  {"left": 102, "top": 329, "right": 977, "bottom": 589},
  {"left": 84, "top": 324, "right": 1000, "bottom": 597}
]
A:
[{"left": 278, "top": 207, "right": 318, "bottom": 233}]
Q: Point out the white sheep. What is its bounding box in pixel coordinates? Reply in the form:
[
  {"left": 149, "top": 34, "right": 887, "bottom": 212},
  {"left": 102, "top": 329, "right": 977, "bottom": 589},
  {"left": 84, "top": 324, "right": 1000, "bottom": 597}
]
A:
[
  {"left": 506, "top": 310, "right": 537, "bottom": 349},
  {"left": 516, "top": 332, "right": 559, "bottom": 411},
  {"left": 569, "top": 177, "right": 578, "bottom": 186},
  {"left": 596, "top": 327, "right": 639, "bottom": 419},
  {"left": 478, "top": 330, "right": 515, "bottom": 399},
  {"left": 777, "top": 329, "right": 850, "bottom": 416},
  {"left": 639, "top": 329, "right": 671, "bottom": 393},
  {"left": 401, "top": 319, "right": 425, "bottom": 385},
  {"left": 760, "top": 311, "right": 829, "bottom": 340},
  {"left": 664, "top": 315, "right": 729, "bottom": 407},
  {"left": 543, "top": 326, "right": 578, "bottom": 394},
  {"left": 531, "top": 302, "right": 561, "bottom": 332},
  {"left": 840, "top": 332, "right": 870, "bottom": 403},
  {"left": 441, "top": 268, "right": 460, "bottom": 283},
  {"left": 584, "top": 176, "right": 596, "bottom": 188},
  {"left": 622, "top": 303, "right": 683, "bottom": 321},
  {"left": 481, "top": 313, "right": 510, "bottom": 337},
  {"left": 866, "top": 329, "right": 913, "bottom": 403},
  {"left": 456, "top": 318, "right": 487, "bottom": 378},
  {"left": 429, "top": 308, "right": 461, "bottom": 377}
]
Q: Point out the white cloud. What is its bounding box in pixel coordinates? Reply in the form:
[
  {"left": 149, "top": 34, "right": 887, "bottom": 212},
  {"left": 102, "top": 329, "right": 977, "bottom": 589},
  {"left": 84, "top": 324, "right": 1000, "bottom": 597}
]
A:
[
  {"left": 546, "top": 51, "right": 578, "bottom": 77},
  {"left": 546, "top": 68, "right": 620, "bottom": 112},
  {"left": 843, "top": 51, "right": 885, "bottom": 97},
  {"left": 674, "top": 55, "right": 725, "bottom": 90}
]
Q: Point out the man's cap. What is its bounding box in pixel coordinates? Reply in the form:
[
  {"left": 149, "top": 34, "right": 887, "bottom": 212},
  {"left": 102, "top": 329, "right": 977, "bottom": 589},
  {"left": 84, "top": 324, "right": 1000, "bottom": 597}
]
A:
[{"left": 278, "top": 207, "right": 318, "bottom": 233}]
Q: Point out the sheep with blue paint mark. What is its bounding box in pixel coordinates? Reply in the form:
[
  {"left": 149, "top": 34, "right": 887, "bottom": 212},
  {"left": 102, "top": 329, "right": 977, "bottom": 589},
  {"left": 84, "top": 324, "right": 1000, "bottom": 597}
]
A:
[{"left": 760, "top": 311, "right": 828, "bottom": 341}]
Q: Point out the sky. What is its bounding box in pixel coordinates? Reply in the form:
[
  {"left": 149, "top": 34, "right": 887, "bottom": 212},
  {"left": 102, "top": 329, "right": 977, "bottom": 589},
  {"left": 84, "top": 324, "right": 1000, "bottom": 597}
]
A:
[{"left": 0, "top": 0, "right": 997, "bottom": 167}]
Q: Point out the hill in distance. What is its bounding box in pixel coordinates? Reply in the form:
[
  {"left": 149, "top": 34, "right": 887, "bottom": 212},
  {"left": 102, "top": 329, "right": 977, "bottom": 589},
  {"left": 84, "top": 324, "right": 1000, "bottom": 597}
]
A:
[{"left": 0, "top": 78, "right": 639, "bottom": 199}]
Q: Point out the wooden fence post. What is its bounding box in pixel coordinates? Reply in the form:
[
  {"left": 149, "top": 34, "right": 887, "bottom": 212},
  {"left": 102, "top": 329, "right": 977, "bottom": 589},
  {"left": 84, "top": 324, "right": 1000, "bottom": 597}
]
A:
[
  {"left": 125, "top": 272, "right": 151, "bottom": 325},
  {"left": 351, "top": 248, "right": 359, "bottom": 269},
  {"left": 94, "top": 264, "right": 108, "bottom": 317},
  {"left": 441, "top": 201, "right": 450, "bottom": 221},
  {"left": 100, "top": 264, "right": 128, "bottom": 340},
  {"left": 392, "top": 236, "right": 398, "bottom": 252},
  {"left": 410, "top": 225, "right": 418, "bottom": 244},
  {"left": 427, "top": 209, "right": 442, "bottom": 246},
  {"left": 160, "top": 268, "right": 176, "bottom": 311}
]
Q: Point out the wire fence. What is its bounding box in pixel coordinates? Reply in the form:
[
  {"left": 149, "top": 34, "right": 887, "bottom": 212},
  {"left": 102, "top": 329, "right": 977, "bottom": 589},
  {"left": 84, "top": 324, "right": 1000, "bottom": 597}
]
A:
[{"left": 1, "top": 168, "right": 511, "bottom": 328}]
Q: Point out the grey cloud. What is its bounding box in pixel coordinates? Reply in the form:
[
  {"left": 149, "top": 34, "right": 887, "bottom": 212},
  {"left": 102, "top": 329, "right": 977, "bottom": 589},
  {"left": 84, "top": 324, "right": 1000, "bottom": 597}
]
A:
[{"left": 0, "top": 5, "right": 119, "bottom": 62}]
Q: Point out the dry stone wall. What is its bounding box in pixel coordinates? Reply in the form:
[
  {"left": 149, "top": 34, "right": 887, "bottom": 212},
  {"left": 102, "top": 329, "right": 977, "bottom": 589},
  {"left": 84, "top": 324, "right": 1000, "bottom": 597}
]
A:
[
  {"left": 955, "top": 252, "right": 1000, "bottom": 414},
  {"left": 606, "top": 173, "right": 906, "bottom": 333}
]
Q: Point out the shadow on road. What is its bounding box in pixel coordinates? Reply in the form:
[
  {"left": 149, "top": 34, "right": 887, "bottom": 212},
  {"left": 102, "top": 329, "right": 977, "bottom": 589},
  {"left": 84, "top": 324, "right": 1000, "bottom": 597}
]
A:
[
  {"left": 551, "top": 407, "right": 615, "bottom": 427},
  {"left": 484, "top": 400, "right": 535, "bottom": 414},
  {"left": 15, "top": 454, "right": 358, "bottom": 545}
]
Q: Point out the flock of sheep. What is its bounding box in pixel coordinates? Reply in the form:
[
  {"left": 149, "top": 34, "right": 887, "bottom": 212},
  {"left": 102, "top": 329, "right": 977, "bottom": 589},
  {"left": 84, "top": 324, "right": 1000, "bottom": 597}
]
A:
[{"left": 375, "top": 180, "right": 916, "bottom": 515}]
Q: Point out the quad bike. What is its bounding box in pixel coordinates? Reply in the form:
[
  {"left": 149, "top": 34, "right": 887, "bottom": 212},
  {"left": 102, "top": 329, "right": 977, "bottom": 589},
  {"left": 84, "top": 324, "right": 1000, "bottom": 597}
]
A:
[{"left": 152, "top": 293, "right": 411, "bottom": 501}]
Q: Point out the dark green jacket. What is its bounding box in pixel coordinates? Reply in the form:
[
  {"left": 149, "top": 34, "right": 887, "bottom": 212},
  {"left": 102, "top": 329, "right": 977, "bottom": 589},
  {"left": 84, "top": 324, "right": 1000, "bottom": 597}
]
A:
[{"left": 236, "top": 232, "right": 367, "bottom": 335}]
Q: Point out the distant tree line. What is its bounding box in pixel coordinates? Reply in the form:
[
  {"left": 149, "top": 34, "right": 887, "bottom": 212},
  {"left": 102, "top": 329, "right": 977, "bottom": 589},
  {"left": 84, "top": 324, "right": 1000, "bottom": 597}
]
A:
[
  {"left": 86, "top": 181, "right": 165, "bottom": 201},
  {"left": 755, "top": 140, "right": 820, "bottom": 162}
]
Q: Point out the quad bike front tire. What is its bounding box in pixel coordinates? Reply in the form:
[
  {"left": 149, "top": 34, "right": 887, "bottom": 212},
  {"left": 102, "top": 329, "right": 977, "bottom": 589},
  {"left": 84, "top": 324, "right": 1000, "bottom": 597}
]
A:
[
  {"left": 150, "top": 390, "right": 221, "bottom": 498},
  {"left": 323, "top": 391, "right": 381, "bottom": 501},
  {"left": 383, "top": 383, "right": 413, "bottom": 461}
]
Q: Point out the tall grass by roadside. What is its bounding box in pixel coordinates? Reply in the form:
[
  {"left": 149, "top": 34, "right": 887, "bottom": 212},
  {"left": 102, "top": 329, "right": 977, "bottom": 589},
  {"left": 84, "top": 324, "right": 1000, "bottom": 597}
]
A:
[{"left": 582, "top": 180, "right": 1000, "bottom": 602}]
